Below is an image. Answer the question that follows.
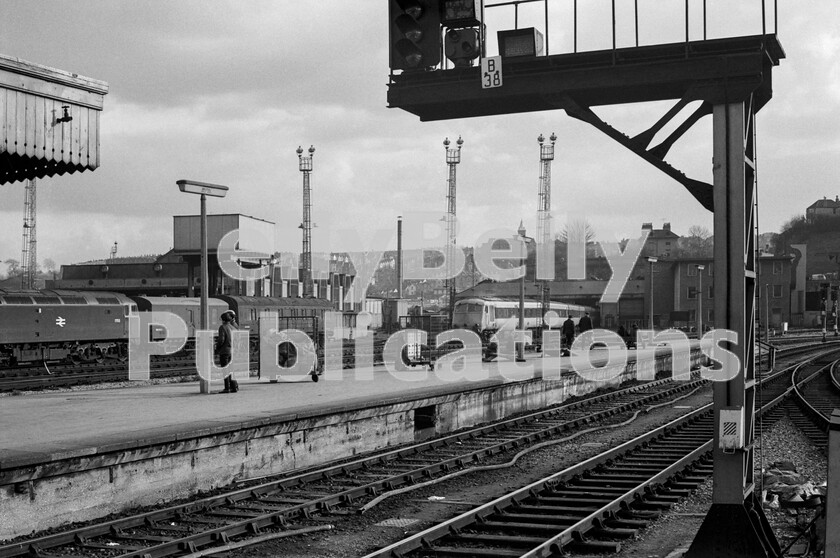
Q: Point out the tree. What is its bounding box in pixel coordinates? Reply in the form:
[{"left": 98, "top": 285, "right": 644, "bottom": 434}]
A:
[
  {"left": 557, "top": 218, "right": 597, "bottom": 245},
  {"left": 4, "top": 259, "right": 21, "bottom": 276},
  {"left": 687, "top": 225, "right": 711, "bottom": 240},
  {"left": 42, "top": 258, "right": 57, "bottom": 274},
  {"left": 677, "top": 226, "right": 713, "bottom": 257}
]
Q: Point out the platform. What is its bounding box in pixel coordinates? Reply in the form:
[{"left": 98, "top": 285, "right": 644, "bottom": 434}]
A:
[{"left": 0, "top": 348, "right": 702, "bottom": 540}]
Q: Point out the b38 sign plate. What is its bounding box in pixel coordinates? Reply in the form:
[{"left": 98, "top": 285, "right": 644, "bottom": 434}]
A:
[{"left": 481, "top": 56, "right": 502, "bottom": 89}]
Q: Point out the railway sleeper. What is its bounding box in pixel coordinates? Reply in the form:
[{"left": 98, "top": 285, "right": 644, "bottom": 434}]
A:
[
  {"left": 82, "top": 542, "right": 148, "bottom": 552},
  {"left": 617, "top": 508, "right": 661, "bottom": 520},
  {"left": 512, "top": 504, "right": 598, "bottom": 515},
  {"left": 472, "top": 520, "right": 573, "bottom": 532},
  {"left": 566, "top": 537, "right": 622, "bottom": 553},
  {"left": 589, "top": 526, "right": 639, "bottom": 539},
  {"left": 420, "top": 545, "right": 524, "bottom": 557},
  {"left": 604, "top": 517, "right": 650, "bottom": 529},
  {"left": 448, "top": 532, "right": 548, "bottom": 547},
  {"left": 547, "top": 486, "right": 629, "bottom": 496},
  {"left": 544, "top": 489, "right": 628, "bottom": 499},
  {"left": 536, "top": 496, "right": 627, "bottom": 506},
  {"left": 587, "top": 472, "right": 658, "bottom": 481},
  {"left": 490, "top": 512, "right": 584, "bottom": 525},
  {"left": 572, "top": 478, "right": 644, "bottom": 488},
  {"left": 607, "top": 464, "right": 668, "bottom": 474}
]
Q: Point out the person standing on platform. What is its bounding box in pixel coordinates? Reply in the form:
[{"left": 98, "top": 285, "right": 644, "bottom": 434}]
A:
[
  {"left": 562, "top": 315, "right": 575, "bottom": 349},
  {"left": 216, "top": 310, "right": 238, "bottom": 393},
  {"left": 578, "top": 312, "right": 592, "bottom": 334}
]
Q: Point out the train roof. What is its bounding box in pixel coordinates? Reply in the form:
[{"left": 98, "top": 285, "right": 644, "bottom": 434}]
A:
[
  {"left": 0, "top": 289, "right": 134, "bottom": 305},
  {"left": 214, "top": 295, "right": 336, "bottom": 309},
  {"left": 130, "top": 296, "right": 228, "bottom": 310},
  {"left": 456, "top": 296, "right": 594, "bottom": 309},
  {"left": 457, "top": 296, "right": 586, "bottom": 305}
]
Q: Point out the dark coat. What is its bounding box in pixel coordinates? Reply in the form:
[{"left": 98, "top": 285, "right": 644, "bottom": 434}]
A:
[
  {"left": 216, "top": 322, "right": 235, "bottom": 355},
  {"left": 578, "top": 315, "right": 592, "bottom": 333},
  {"left": 562, "top": 318, "right": 575, "bottom": 336}
]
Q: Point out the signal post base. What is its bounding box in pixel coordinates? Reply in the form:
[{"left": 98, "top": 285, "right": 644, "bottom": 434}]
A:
[{"left": 686, "top": 495, "right": 781, "bottom": 558}]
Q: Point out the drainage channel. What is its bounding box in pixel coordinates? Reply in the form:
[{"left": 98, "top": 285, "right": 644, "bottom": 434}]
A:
[{"left": 0, "top": 378, "right": 705, "bottom": 558}]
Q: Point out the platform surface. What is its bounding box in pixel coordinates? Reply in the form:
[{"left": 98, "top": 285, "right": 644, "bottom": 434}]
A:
[{"left": 1, "top": 353, "right": 594, "bottom": 469}]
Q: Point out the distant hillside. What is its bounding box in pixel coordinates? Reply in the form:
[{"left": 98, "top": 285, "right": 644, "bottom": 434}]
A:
[{"left": 776, "top": 216, "right": 840, "bottom": 277}]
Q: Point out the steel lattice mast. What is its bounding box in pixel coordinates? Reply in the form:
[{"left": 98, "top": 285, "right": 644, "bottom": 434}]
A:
[
  {"left": 20, "top": 178, "right": 37, "bottom": 289},
  {"left": 537, "top": 133, "right": 556, "bottom": 324},
  {"left": 297, "top": 145, "right": 315, "bottom": 298},
  {"left": 444, "top": 136, "right": 463, "bottom": 326}
]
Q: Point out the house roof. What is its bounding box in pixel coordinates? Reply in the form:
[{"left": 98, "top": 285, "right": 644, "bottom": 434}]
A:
[{"left": 807, "top": 198, "right": 840, "bottom": 210}]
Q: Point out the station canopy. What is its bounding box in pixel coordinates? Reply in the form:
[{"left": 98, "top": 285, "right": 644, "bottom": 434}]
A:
[{"left": 0, "top": 54, "right": 108, "bottom": 184}]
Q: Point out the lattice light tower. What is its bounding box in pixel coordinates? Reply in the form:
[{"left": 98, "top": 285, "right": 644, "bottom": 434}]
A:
[
  {"left": 20, "top": 178, "right": 37, "bottom": 289},
  {"left": 536, "top": 133, "right": 556, "bottom": 323},
  {"left": 443, "top": 136, "right": 463, "bottom": 325},
  {"left": 297, "top": 145, "right": 315, "bottom": 298}
]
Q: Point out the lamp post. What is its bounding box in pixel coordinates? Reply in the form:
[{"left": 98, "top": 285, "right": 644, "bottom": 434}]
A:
[
  {"left": 177, "top": 179, "right": 229, "bottom": 394},
  {"left": 647, "top": 257, "right": 658, "bottom": 330},
  {"left": 696, "top": 264, "right": 705, "bottom": 336},
  {"left": 268, "top": 255, "right": 277, "bottom": 297},
  {"left": 517, "top": 222, "right": 531, "bottom": 362}
]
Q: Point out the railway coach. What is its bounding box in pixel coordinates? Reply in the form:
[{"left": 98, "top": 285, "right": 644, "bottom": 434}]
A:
[{"left": 452, "top": 297, "right": 594, "bottom": 335}]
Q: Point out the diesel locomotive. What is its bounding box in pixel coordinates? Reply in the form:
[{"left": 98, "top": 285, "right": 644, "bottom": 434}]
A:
[{"left": 0, "top": 288, "right": 347, "bottom": 367}]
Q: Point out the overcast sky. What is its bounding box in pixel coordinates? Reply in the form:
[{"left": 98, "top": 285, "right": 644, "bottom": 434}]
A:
[{"left": 0, "top": 1, "right": 838, "bottom": 272}]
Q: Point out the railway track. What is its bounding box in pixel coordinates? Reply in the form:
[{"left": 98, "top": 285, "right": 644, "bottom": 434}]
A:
[
  {"left": 0, "top": 356, "right": 199, "bottom": 391},
  {"left": 0, "top": 376, "right": 707, "bottom": 557},
  {"left": 2, "top": 344, "right": 837, "bottom": 557},
  {"left": 360, "top": 351, "right": 840, "bottom": 557},
  {"left": 788, "top": 356, "right": 840, "bottom": 447},
  {"left": 2, "top": 336, "right": 833, "bottom": 393},
  {"left": 367, "top": 408, "right": 715, "bottom": 557},
  {"left": 0, "top": 339, "right": 393, "bottom": 391}
]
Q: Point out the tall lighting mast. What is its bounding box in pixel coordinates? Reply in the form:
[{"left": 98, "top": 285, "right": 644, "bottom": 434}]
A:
[
  {"left": 20, "top": 178, "right": 37, "bottom": 289},
  {"left": 444, "top": 136, "right": 463, "bottom": 326},
  {"left": 537, "top": 133, "right": 556, "bottom": 325},
  {"left": 297, "top": 145, "right": 315, "bottom": 298}
]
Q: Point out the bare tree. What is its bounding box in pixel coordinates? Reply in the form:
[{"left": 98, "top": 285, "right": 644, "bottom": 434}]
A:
[
  {"left": 686, "top": 225, "right": 711, "bottom": 239},
  {"left": 557, "top": 218, "right": 597, "bottom": 244},
  {"left": 42, "top": 258, "right": 57, "bottom": 274},
  {"left": 678, "top": 226, "right": 713, "bottom": 257},
  {"left": 4, "top": 258, "right": 21, "bottom": 276}
]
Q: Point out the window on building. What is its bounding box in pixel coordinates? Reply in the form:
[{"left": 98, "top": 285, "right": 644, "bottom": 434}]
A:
[
  {"left": 773, "top": 261, "right": 783, "bottom": 275},
  {"left": 708, "top": 286, "right": 714, "bottom": 299},
  {"left": 687, "top": 286, "right": 698, "bottom": 299},
  {"left": 773, "top": 284, "right": 783, "bottom": 298},
  {"left": 707, "top": 264, "right": 713, "bottom": 277}
]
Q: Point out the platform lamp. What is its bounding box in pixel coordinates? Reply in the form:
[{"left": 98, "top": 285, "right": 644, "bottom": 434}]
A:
[
  {"left": 647, "top": 257, "right": 658, "bottom": 330},
  {"left": 177, "top": 179, "right": 229, "bottom": 394},
  {"left": 696, "top": 264, "right": 705, "bottom": 336}
]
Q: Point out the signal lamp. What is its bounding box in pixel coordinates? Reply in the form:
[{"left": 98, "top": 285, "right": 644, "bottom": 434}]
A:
[
  {"left": 442, "top": 0, "right": 481, "bottom": 28},
  {"left": 389, "top": 0, "right": 441, "bottom": 70},
  {"left": 444, "top": 27, "right": 480, "bottom": 67},
  {"left": 497, "top": 27, "right": 545, "bottom": 58}
]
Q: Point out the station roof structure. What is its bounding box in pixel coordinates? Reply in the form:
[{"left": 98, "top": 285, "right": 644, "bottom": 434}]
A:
[{"left": 0, "top": 54, "right": 108, "bottom": 184}]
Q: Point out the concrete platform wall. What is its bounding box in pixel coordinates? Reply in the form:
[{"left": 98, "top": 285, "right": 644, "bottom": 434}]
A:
[{"left": 0, "top": 349, "right": 703, "bottom": 540}]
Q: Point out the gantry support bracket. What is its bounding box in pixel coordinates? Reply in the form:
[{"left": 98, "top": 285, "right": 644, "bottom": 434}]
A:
[{"left": 558, "top": 93, "right": 714, "bottom": 211}]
